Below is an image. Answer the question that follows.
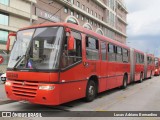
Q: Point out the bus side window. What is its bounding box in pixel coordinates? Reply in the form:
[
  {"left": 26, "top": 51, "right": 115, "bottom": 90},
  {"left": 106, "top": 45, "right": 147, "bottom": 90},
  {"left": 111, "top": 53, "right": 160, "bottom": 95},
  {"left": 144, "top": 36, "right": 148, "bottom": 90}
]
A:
[
  {"left": 61, "top": 30, "right": 82, "bottom": 69},
  {"left": 138, "top": 54, "right": 141, "bottom": 64},
  {"left": 101, "top": 41, "right": 107, "bottom": 61},
  {"left": 86, "top": 36, "right": 99, "bottom": 60},
  {"left": 136, "top": 53, "right": 139, "bottom": 63},
  {"left": 116, "top": 46, "right": 122, "bottom": 62},
  {"left": 141, "top": 54, "right": 144, "bottom": 64},
  {"left": 122, "top": 49, "right": 129, "bottom": 63},
  {"left": 108, "top": 43, "right": 116, "bottom": 61},
  {"left": 147, "top": 57, "right": 150, "bottom": 64},
  {"left": 149, "top": 57, "right": 151, "bottom": 64}
]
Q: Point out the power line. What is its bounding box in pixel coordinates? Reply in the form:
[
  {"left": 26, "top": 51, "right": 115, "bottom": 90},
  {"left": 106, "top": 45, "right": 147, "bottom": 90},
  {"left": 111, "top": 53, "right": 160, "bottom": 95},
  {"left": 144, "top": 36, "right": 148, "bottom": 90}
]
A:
[
  {"left": 38, "top": 0, "right": 60, "bottom": 10},
  {"left": 33, "top": 0, "right": 64, "bottom": 24},
  {"left": 35, "top": 5, "right": 64, "bottom": 21},
  {"left": 39, "top": 5, "right": 64, "bottom": 24}
]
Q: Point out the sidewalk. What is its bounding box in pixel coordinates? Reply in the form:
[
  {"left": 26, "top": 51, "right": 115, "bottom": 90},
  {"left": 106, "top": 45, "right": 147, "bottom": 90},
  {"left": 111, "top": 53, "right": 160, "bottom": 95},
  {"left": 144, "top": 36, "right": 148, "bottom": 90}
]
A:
[{"left": 0, "top": 82, "right": 8, "bottom": 102}]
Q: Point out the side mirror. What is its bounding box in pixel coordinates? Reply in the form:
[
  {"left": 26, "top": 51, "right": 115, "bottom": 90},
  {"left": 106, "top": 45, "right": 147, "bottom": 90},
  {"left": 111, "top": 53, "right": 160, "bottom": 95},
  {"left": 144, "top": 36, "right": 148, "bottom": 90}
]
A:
[
  {"left": 67, "top": 35, "right": 75, "bottom": 51},
  {"left": 6, "top": 32, "right": 16, "bottom": 54}
]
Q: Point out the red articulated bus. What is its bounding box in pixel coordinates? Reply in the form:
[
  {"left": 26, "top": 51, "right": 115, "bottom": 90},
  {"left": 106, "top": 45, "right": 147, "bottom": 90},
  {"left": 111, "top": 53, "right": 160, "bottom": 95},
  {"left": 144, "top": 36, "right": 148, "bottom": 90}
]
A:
[
  {"left": 130, "top": 49, "right": 145, "bottom": 83},
  {"left": 5, "top": 23, "right": 154, "bottom": 105},
  {"left": 144, "top": 54, "right": 155, "bottom": 79},
  {"left": 154, "top": 57, "right": 160, "bottom": 76}
]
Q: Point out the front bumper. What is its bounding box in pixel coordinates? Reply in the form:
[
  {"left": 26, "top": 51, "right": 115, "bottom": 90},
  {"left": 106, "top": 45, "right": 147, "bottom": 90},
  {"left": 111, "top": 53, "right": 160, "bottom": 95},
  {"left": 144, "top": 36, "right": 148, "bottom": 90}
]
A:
[{"left": 5, "top": 80, "right": 60, "bottom": 105}]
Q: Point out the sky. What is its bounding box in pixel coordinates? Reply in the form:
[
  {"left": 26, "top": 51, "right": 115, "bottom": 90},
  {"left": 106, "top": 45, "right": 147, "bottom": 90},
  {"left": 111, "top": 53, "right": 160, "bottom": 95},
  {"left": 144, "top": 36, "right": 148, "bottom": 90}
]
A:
[{"left": 125, "top": 0, "right": 160, "bottom": 57}]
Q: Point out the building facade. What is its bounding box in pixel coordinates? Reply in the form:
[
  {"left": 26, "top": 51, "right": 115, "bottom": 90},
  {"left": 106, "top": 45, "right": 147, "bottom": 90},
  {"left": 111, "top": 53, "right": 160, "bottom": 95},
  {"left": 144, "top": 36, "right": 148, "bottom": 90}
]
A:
[
  {"left": 0, "top": 0, "right": 37, "bottom": 52},
  {"left": 32, "top": 0, "right": 127, "bottom": 43},
  {"left": 0, "top": 0, "right": 127, "bottom": 51},
  {"left": 0, "top": 0, "right": 37, "bottom": 73}
]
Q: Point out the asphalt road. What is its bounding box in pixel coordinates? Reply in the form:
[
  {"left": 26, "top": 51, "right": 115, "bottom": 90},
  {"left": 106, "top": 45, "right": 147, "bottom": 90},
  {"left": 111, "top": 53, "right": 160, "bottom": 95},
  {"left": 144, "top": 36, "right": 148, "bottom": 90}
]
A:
[{"left": 0, "top": 76, "right": 160, "bottom": 120}]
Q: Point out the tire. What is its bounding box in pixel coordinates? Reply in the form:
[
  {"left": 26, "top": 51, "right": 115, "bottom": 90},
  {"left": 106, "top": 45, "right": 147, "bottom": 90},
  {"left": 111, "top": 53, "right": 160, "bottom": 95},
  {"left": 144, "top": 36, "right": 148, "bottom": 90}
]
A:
[
  {"left": 122, "top": 75, "right": 128, "bottom": 89},
  {"left": 139, "top": 73, "right": 143, "bottom": 83},
  {"left": 149, "top": 71, "right": 152, "bottom": 79},
  {"left": 85, "top": 80, "right": 97, "bottom": 102}
]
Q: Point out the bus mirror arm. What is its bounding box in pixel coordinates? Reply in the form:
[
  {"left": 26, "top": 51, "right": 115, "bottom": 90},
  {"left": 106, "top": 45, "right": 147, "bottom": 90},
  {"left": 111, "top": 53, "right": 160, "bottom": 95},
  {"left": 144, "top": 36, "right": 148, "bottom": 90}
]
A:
[{"left": 6, "top": 32, "right": 16, "bottom": 54}]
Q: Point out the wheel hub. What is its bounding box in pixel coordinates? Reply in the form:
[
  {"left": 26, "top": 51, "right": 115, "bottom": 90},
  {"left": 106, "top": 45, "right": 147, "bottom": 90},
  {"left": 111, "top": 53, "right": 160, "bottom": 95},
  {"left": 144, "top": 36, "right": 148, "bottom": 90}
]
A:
[{"left": 89, "top": 86, "right": 94, "bottom": 96}]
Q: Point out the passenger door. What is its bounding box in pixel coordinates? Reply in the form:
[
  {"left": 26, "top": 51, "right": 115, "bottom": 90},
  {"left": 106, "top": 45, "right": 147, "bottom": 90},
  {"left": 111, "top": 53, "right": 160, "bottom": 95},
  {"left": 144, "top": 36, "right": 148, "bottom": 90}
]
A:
[
  {"left": 83, "top": 36, "right": 101, "bottom": 87},
  {"left": 60, "top": 30, "right": 84, "bottom": 82},
  {"left": 59, "top": 30, "right": 86, "bottom": 103},
  {"left": 107, "top": 43, "right": 117, "bottom": 89}
]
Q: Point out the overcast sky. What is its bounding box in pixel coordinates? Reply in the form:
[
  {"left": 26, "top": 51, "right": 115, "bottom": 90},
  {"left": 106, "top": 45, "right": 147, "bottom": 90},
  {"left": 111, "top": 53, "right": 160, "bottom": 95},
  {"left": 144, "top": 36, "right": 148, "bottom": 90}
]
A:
[{"left": 125, "top": 0, "right": 160, "bottom": 57}]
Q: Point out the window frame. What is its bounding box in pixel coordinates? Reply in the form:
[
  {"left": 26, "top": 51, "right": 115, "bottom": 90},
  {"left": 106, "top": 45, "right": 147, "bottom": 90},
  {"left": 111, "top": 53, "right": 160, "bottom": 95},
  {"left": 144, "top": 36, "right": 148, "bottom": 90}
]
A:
[
  {"left": 0, "top": 12, "right": 9, "bottom": 26},
  {"left": 117, "top": 46, "right": 122, "bottom": 55},
  {"left": 77, "top": 1, "right": 80, "bottom": 7},
  {"left": 82, "top": 4, "right": 85, "bottom": 10},
  {"left": 81, "top": 16, "right": 84, "bottom": 21},
  {"left": 95, "top": 12, "right": 97, "bottom": 17},
  {"left": 108, "top": 43, "right": 116, "bottom": 62},
  {"left": 122, "top": 48, "right": 129, "bottom": 63},
  {"left": 61, "top": 28, "right": 82, "bottom": 69},
  {"left": 70, "top": 0, "right": 74, "bottom": 4},
  {"left": 108, "top": 43, "right": 115, "bottom": 53},
  {"left": 91, "top": 10, "right": 93, "bottom": 15},
  {"left": 100, "top": 41, "right": 107, "bottom": 61},
  {"left": 70, "top": 10, "right": 74, "bottom": 16},
  {"left": 87, "top": 7, "right": 89, "bottom": 13},
  {"left": 86, "top": 35, "right": 99, "bottom": 60},
  {"left": 76, "top": 13, "right": 79, "bottom": 18},
  {"left": 64, "top": 7, "right": 68, "bottom": 13},
  {"left": 0, "top": 0, "right": 9, "bottom": 5},
  {"left": 0, "top": 30, "right": 9, "bottom": 44}
]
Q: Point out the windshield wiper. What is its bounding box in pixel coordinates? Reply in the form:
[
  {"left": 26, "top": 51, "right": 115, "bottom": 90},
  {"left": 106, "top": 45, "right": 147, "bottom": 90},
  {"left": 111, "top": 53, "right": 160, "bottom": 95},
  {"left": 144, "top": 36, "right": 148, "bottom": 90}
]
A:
[
  {"left": 15, "top": 56, "right": 21, "bottom": 61},
  {"left": 12, "top": 55, "right": 25, "bottom": 70}
]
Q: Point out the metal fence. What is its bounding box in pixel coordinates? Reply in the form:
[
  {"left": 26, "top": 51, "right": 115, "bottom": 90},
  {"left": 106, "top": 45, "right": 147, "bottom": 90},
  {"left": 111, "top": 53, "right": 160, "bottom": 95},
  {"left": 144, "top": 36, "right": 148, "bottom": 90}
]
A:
[{"left": 0, "top": 54, "right": 9, "bottom": 74}]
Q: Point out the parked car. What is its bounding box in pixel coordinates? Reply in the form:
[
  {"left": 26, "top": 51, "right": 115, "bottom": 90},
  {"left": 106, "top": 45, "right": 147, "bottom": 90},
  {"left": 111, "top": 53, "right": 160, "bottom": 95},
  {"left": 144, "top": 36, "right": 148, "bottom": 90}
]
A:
[{"left": 0, "top": 73, "right": 6, "bottom": 83}]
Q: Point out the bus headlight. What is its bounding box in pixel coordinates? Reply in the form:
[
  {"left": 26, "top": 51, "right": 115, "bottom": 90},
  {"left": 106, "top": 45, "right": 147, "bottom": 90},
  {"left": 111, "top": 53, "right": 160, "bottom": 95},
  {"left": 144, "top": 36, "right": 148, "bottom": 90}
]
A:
[
  {"left": 155, "top": 69, "right": 158, "bottom": 72},
  {"left": 39, "top": 86, "right": 55, "bottom": 90},
  {"left": 5, "top": 81, "right": 11, "bottom": 86}
]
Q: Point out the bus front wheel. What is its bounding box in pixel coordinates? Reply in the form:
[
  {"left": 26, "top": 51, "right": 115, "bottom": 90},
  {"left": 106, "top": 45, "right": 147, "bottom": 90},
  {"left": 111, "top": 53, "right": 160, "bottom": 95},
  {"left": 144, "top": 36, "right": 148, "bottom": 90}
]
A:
[{"left": 85, "top": 80, "right": 97, "bottom": 102}]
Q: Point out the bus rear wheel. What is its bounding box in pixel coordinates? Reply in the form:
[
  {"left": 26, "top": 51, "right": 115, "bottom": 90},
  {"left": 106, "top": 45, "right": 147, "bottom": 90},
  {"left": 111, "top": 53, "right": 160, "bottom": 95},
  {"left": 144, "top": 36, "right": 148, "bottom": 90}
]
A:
[
  {"left": 139, "top": 73, "right": 143, "bottom": 83},
  {"left": 149, "top": 71, "right": 152, "bottom": 79},
  {"left": 85, "top": 80, "right": 97, "bottom": 102},
  {"left": 122, "top": 75, "right": 128, "bottom": 89}
]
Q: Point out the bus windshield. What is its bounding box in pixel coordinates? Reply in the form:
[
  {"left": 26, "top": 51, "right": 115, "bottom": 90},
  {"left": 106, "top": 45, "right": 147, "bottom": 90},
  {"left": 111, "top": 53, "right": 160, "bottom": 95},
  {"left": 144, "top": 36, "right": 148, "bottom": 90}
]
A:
[{"left": 8, "top": 27, "right": 64, "bottom": 70}]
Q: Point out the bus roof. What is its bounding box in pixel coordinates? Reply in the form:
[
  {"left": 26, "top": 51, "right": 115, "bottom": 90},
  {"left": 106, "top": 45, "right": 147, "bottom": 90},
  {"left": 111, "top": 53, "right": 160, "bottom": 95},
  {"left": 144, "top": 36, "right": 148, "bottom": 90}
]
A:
[
  {"left": 20, "top": 22, "right": 130, "bottom": 49},
  {"left": 134, "top": 49, "right": 145, "bottom": 54},
  {"left": 147, "top": 54, "right": 154, "bottom": 57}
]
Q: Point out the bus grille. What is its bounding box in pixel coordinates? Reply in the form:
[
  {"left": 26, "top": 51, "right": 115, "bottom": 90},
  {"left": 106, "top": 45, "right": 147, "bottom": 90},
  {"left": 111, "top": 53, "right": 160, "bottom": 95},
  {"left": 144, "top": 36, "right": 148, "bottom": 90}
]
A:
[{"left": 12, "top": 81, "right": 38, "bottom": 98}]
